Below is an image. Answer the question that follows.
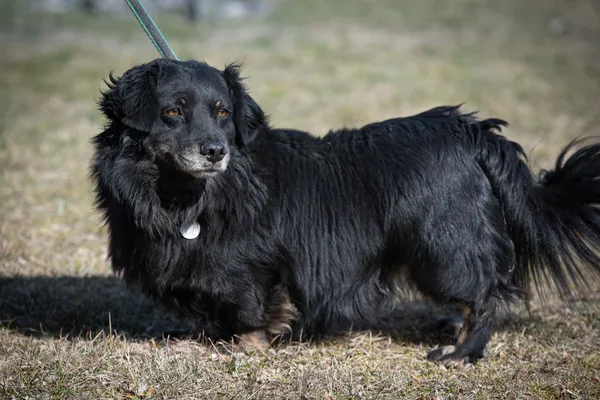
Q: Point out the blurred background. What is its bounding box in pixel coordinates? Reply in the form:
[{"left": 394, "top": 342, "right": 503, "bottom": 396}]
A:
[{"left": 0, "top": 0, "right": 599, "bottom": 397}]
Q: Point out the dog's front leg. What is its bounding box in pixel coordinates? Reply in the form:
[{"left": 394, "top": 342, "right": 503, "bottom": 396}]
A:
[{"left": 228, "top": 288, "right": 272, "bottom": 351}]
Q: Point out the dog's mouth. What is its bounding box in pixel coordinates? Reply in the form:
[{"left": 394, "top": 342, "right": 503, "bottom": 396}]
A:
[{"left": 158, "top": 149, "right": 230, "bottom": 179}]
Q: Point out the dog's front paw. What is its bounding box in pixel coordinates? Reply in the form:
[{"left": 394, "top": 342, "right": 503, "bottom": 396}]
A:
[{"left": 236, "top": 331, "right": 270, "bottom": 352}]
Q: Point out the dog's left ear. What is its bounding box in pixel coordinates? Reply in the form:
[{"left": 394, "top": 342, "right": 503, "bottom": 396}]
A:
[{"left": 222, "top": 64, "right": 266, "bottom": 146}]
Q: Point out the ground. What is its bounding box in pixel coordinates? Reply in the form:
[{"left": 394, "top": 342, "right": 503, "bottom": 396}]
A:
[{"left": 1, "top": 0, "right": 600, "bottom": 398}]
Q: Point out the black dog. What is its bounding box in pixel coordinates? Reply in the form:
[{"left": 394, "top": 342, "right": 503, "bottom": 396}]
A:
[{"left": 91, "top": 58, "right": 600, "bottom": 364}]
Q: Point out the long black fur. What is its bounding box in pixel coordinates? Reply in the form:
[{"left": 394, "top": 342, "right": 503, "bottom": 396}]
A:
[{"left": 91, "top": 58, "right": 600, "bottom": 363}]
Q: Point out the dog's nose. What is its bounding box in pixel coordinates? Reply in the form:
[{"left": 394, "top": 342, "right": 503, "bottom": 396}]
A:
[{"left": 200, "top": 142, "right": 228, "bottom": 163}]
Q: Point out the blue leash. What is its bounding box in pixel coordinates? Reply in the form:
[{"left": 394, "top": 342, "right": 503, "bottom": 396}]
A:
[{"left": 123, "top": 0, "right": 179, "bottom": 60}]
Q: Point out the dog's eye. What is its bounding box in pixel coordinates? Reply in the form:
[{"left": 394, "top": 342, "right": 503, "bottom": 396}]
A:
[
  {"left": 218, "top": 108, "right": 229, "bottom": 118},
  {"left": 165, "top": 107, "right": 181, "bottom": 117}
]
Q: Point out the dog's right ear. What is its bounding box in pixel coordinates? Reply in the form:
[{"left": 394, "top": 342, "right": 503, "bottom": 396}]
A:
[{"left": 99, "top": 60, "right": 164, "bottom": 132}]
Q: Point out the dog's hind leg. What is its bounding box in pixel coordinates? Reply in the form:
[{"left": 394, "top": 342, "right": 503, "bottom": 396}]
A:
[
  {"left": 408, "top": 168, "right": 516, "bottom": 365},
  {"left": 455, "top": 304, "right": 470, "bottom": 345},
  {"left": 427, "top": 301, "right": 495, "bottom": 365},
  {"left": 435, "top": 304, "right": 468, "bottom": 338},
  {"left": 418, "top": 225, "right": 515, "bottom": 366}
]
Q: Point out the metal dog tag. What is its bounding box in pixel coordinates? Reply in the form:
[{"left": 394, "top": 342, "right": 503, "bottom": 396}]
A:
[{"left": 180, "top": 221, "right": 201, "bottom": 240}]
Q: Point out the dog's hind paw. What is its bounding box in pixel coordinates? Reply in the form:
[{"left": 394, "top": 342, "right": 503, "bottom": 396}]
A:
[
  {"left": 427, "top": 345, "right": 488, "bottom": 367},
  {"left": 427, "top": 345, "right": 471, "bottom": 367}
]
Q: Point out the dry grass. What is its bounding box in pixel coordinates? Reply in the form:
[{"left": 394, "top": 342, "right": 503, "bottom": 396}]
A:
[{"left": 1, "top": 0, "right": 600, "bottom": 398}]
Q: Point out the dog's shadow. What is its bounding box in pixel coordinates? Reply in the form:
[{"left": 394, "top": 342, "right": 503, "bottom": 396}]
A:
[
  {"left": 0, "top": 275, "right": 538, "bottom": 346},
  {"left": 0, "top": 275, "right": 193, "bottom": 340}
]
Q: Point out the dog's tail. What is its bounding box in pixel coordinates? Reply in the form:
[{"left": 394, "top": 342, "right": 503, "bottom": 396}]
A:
[{"left": 465, "top": 112, "right": 600, "bottom": 300}]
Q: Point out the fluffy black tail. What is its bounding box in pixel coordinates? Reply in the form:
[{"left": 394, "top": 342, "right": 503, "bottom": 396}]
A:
[{"left": 471, "top": 117, "right": 600, "bottom": 299}]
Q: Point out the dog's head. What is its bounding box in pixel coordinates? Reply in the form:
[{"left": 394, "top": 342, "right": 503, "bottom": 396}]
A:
[{"left": 99, "top": 59, "right": 265, "bottom": 179}]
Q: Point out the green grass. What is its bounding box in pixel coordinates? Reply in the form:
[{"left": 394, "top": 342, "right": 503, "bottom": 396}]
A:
[{"left": 1, "top": 0, "right": 600, "bottom": 398}]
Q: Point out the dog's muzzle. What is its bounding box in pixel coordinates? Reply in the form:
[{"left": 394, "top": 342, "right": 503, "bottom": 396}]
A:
[{"left": 158, "top": 142, "right": 230, "bottom": 179}]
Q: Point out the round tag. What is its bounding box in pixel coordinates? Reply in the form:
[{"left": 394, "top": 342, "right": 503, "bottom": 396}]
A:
[{"left": 180, "top": 221, "right": 201, "bottom": 240}]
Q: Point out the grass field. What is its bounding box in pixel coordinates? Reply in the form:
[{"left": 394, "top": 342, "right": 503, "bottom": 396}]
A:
[{"left": 1, "top": 0, "right": 600, "bottom": 398}]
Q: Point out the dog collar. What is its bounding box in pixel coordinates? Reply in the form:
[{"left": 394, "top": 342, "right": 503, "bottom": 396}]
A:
[{"left": 180, "top": 221, "right": 201, "bottom": 239}]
